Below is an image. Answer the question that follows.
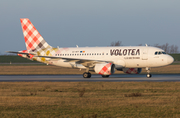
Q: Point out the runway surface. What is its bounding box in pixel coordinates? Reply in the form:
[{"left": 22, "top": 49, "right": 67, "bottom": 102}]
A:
[{"left": 0, "top": 74, "right": 180, "bottom": 82}]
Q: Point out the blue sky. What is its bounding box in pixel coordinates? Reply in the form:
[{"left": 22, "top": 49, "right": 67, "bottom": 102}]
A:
[{"left": 0, "top": 0, "right": 180, "bottom": 54}]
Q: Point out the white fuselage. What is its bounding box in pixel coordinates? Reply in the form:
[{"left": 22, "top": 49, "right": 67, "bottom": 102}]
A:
[
  {"left": 45, "top": 46, "right": 174, "bottom": 69},
  {"left": 9, "top": 18, "right": 174, "bottom": 78}
]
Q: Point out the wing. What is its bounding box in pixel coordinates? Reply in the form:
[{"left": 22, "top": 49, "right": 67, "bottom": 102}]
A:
[{"left": 35, "top": 55, "right": 112, "bottom": 67}]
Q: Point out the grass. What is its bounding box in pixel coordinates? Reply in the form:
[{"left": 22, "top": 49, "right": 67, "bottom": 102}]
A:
[
  {"left": 0, "top": 55, "right": 39, "bottom": 63},
  {"left": 0, "top": 65, "right": 179, "bottom": 75},
  {"left": 0, "top": 82, "right": 180, "bottom": 117},
  {"left": 170, "top": 54, "right": 180, "bottom": 61}
]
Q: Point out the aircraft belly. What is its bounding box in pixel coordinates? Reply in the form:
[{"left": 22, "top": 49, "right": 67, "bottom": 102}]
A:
[
  {"left": 123, "top": 54, "right": 147, "bottom": 68},
  {"left": 47, "top": 60, "right": 85, "bottom": 68},
  {"left": 125, "top": 59, "right": 146, "bottom": 68}
]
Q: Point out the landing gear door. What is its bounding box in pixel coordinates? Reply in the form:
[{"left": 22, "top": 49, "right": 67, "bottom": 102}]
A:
[{"left": 142, "top": 47, "right": 148, "bottom": 60}]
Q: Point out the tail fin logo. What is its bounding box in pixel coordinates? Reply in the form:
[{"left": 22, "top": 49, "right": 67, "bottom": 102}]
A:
[
  {"left": 18, "top": 50, "right": 34, "bottom": 59},
  {"left": 20, "top": 18, "right": 51, "bottom": 51}
]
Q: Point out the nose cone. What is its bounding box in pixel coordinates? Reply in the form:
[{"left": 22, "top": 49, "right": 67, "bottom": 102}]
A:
[{"left": 167, "top": 55, "right": 174, "bottom": 64}]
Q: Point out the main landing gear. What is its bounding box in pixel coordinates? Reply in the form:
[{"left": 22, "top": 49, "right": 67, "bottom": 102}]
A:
[
  {"left": 83, "top": 72, "right": 110, "bottom": 78},
  {"left": 83, "top": 72, "right": 91, "bottom": 78},
  {"left": 102, "top": 75, "right": 109, "bottom": 78},
  {"left": 146, "top": 67, "right": 152, "bottom": 78}
]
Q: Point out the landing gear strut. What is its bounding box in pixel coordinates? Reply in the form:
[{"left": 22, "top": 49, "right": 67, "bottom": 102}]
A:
[
  {"left": 146, "top": 67, "right": 152, "bottom": 78},
  {"left": 83, "top": 72, "right": 91, "bottom": 78}
]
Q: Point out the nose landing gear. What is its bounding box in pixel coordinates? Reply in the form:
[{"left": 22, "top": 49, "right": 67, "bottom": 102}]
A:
[
  {"left": 146, "top": 67, "right": 152, "bottom": 78},
  {"left": 147, "top": 73, "right": 152, "bottom": 78}
]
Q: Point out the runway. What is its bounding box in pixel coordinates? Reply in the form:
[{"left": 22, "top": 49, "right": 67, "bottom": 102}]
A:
[{"left": 0, "top": 74, "right": 180, "bottom": 82}]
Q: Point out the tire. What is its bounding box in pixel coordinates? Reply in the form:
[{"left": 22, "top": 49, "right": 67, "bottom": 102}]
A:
[
  {"left": 102, "top": 75, "right": 109, "bottom": 78},
  {"left": 83, "top": 72, "right": 91, "bottom": 78},
  {"left": 88, "top": 73, "right": 91, "bottom": 78},
  {"left": 147, "top": 74, "right": 152, "bottom": 78},
  {"left": 83, "top": 72, "right": 89, "bottom": 78}
]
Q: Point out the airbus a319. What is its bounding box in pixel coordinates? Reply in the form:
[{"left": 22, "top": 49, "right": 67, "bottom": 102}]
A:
[{"left": 7, "top": 19, "right": 174, "bottom": 78}]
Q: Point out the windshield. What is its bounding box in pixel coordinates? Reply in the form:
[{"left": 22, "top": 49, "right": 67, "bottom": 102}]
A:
[{"left": 155, "top": 51, "right": 166, "bottom": 55}]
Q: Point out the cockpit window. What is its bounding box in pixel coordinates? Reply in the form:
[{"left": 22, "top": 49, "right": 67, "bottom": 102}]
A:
[{"left": 155, "top": 51, "right": 166, "bottom": 55}]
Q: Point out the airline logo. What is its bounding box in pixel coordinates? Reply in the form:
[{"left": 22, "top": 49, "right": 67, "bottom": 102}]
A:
[
  {"left": 20, "top": 18, "right": 50, "bottom": 51},
  {"left": 18, "top": 50, "right": 34, "bottom": 59},
  {"left": 110, "top": 49, "right": 140, "bottom": 56},
  {"left": 99, "top": 63, "right": 112, "bottom": 75},
  {"left": 125, "top": 68, "right": 138, "bottom": 74}
]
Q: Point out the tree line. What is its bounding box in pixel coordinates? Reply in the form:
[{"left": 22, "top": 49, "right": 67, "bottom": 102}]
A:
[{"left": 110, "top": 41, "right": 179, "bottom": 54}]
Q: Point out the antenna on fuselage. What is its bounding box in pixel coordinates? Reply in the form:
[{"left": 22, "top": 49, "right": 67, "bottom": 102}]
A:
[
  {"left": 76, "top": 45, "right": 79, "bottom": 48},
  {"left": 145, "top": 44, "right": 148, "bottom": 47}
]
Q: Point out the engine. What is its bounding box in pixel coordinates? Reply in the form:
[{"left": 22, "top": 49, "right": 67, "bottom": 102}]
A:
[
  {"left": 94, "top": 63, "right": 115, "bottom": 75},
  {"left": 123, "top": 68, "right": 142, "bottom": 74}
]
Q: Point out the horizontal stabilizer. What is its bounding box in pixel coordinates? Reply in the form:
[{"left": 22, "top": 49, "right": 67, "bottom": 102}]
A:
[{"left": 6, "top": 51, "right": 36, "bottom": 55}]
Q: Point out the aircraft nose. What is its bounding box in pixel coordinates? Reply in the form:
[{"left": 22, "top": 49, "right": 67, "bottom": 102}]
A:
[{"left": 167, "top": 55, "right": 174, "bottom": 64}]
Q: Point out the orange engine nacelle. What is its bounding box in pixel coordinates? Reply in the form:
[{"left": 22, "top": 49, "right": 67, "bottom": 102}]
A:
[{"left": 94, "top": 63, "right": 115, "bottom": 75}]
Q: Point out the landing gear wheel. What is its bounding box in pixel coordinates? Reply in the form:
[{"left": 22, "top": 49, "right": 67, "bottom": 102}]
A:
[
  {"left": 88, "top": 73, "right": 91, "bottom": 78},
  {"left": 147, "top": 73, "right": 152, "bottom": 78},
  {"left": 146, "top": 67, "right": 152, "bottom": 78},
  {"left": 102, "top": 75, "right": 109, "bottom": 78},
  {"left": 83, "top": 72, "right": 91, "bottom": 78}
]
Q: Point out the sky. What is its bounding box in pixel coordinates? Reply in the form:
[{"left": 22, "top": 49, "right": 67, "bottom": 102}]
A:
[{"left": 0, "top": 0, "right": 180, "bottom": 54}]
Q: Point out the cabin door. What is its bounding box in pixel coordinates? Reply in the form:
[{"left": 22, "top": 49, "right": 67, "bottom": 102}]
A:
[{"left": 142, "top": 47, "right": 148, "bottom": 60}]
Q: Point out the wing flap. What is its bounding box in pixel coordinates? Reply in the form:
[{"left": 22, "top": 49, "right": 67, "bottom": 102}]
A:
[{"left": 35, "top": 55, "right": 112, "bottom": 66}]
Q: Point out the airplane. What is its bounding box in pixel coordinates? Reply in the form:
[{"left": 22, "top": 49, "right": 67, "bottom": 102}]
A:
[{"left": 7, "top": 18, "right": 174, "bottom": 78}]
